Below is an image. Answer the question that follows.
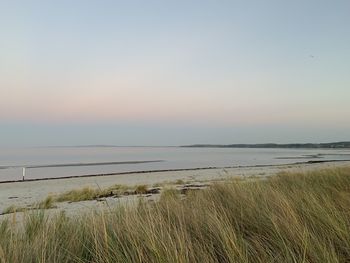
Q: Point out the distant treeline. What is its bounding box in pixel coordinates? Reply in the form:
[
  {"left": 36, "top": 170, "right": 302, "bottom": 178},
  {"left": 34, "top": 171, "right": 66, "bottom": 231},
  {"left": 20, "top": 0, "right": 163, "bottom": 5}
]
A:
[{"left": 183, "top": 141, "right": 350, "bottom": 149}]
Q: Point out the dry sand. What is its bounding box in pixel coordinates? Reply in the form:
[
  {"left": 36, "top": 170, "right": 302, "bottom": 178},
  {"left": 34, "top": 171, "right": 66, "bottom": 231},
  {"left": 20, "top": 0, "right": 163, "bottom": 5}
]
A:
[{"left": 1, "top": 161, "right": 350, "bottom": 218}]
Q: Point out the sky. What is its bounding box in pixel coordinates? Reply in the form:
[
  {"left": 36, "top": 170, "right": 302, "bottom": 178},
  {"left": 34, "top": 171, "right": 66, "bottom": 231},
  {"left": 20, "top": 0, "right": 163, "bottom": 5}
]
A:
[{"left": 1, "top": 0, "right": 349, "bottom": 146}]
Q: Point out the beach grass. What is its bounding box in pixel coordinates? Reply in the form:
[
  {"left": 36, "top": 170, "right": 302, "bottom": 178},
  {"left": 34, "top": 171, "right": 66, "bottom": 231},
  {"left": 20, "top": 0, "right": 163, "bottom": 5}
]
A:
[
  {"left": 54, "top": 184, "right": 148, "bottom": 203},
  {"left": 1, "top": 196, "right": 56, "bottom": 216},
  {"left": 0, "top": 167, "right": 350, "bottom": 262},
  {"left": 1, "top": 205, "right": 26, "bottom": 215},
  {"left": 36, "top": 196, "right": 56, "bottom": 209},
  {"left": 55, "top": 186, "right": 100, "bottom": 202}
]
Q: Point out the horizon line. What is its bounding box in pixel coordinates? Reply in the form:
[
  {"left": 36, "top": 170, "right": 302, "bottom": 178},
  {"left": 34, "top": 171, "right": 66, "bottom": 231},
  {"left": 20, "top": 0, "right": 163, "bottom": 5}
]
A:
[{"left": 5, "top": 141, "right": 349, "bottom": 149}]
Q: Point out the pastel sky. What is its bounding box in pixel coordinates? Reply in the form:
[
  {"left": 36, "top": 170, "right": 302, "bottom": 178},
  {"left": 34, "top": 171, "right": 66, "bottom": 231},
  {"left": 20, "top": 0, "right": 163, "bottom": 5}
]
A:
[{"left": 1, "top": 0, "right": 349, "bottom": 146}]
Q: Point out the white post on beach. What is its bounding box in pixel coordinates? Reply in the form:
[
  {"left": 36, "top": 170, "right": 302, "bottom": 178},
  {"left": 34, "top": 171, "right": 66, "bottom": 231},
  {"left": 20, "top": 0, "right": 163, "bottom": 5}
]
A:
[{"left": 22, "top": 167, "right": 26, "bottom": 181}]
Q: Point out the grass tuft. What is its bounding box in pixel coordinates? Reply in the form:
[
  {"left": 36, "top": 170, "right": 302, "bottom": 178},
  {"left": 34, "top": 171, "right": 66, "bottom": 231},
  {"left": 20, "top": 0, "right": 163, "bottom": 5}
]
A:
[
  {"left": 56, "top": 187, "right": 99, "bottom": 202},
  {"left": 36, "top": 195, "right": 56, "bottom": 209},
  {"left": 134, "top": 184, "right": 148, "bottom": 194}
]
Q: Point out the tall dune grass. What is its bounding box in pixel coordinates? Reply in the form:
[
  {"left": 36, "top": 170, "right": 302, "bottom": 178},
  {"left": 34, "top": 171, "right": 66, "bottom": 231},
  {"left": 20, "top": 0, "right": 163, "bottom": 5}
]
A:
[{"left": 0, "top": 167, "right": 350, "bottom": 262}]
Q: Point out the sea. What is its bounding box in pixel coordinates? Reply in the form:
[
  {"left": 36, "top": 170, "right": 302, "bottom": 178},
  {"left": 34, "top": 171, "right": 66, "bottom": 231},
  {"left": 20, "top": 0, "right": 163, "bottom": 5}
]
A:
[{"left": 0, "top": 146, "right": 349, "bottom": 182}]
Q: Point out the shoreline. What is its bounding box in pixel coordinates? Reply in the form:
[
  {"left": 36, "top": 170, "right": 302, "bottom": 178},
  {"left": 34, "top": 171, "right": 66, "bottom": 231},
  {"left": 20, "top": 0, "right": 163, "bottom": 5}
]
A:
[{"left": 1, "top": 159, "right": 349, "bottom": 184}]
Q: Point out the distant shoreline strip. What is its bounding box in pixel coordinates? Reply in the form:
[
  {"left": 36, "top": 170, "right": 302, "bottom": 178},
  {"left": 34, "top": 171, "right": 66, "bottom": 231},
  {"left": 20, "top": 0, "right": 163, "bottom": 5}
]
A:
[
  {"left": 0, "top": 159, "right": 349, "bottom": 184},
  {"left": 0, "top": 160, "right": 163, "bottom": 170}
]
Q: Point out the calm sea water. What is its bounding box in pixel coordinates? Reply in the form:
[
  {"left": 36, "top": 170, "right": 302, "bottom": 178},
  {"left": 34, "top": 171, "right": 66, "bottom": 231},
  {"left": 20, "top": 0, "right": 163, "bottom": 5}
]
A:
[{"left": 0, "top": 147, "right": 349, "bottom": 182}]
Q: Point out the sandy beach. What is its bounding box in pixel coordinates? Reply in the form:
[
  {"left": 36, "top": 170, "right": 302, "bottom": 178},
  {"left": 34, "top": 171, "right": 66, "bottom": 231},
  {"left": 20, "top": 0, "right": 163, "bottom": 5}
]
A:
[{"left": 1, "top": 160, "right": 350, "bottom": 218}]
